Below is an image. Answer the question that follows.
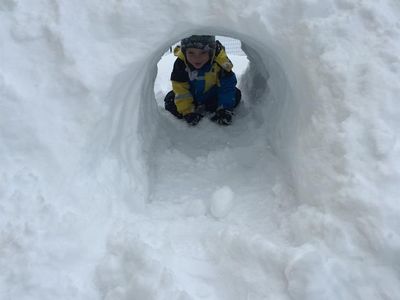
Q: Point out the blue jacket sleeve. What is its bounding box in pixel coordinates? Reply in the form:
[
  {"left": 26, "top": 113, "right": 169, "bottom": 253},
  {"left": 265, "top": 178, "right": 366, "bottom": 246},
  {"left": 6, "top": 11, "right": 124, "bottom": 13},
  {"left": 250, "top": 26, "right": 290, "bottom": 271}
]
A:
[{"left": 218, "top": 70, "right": 237, "bottom": 110}]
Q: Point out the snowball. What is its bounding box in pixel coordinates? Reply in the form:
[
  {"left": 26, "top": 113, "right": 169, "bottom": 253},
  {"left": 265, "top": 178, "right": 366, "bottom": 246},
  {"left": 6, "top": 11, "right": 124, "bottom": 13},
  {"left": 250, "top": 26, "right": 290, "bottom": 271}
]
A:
[{"left": 210, "top": 186, "right": 234, "bottom": 219}]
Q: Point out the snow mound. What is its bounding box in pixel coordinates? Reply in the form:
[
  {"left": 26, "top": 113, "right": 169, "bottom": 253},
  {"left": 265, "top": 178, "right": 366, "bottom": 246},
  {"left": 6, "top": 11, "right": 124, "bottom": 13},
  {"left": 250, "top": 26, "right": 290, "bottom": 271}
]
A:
[{"left": 1, "top": 0, "right": 400, "bottom": 299}]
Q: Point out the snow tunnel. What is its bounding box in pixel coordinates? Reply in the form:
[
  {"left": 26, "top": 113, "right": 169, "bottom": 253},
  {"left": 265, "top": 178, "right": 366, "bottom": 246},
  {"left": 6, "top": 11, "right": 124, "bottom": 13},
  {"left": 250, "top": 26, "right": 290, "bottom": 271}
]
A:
[
  {"left": 109, "top": 29, "right": 315, "bottom": 207},
  {"left": 105, "top": 24, "right": 318, "bottom": 209},
  {"left": 149, "top": 32, "right": 298, "bottom": 160}
]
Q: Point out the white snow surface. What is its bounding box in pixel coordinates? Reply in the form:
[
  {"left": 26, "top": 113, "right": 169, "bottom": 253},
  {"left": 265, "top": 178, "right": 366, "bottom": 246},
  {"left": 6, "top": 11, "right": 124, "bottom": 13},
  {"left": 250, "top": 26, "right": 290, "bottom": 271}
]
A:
[{"left": 1, "top": 1, "right": 400, "bottom": 299}]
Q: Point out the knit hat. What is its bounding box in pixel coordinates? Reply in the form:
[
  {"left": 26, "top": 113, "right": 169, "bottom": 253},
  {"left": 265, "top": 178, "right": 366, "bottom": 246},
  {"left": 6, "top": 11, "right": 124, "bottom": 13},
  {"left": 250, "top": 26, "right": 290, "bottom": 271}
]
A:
[{"left": 180, "top": 35, "right": 216, "bottom": 52}]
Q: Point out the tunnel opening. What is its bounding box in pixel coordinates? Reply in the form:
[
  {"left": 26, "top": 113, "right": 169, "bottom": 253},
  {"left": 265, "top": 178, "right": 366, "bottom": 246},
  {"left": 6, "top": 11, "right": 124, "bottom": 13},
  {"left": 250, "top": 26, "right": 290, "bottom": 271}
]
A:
[
  {"left": 140, "top": 31, "right": 305, "bottom": 206},
  {"left": 106, "top": 28, "right": 316, "bottom": 208},
  {"left": 153, "top": 36, "right": 250, "bottom": 111},
  {"left": 141, "top": 30, "right": 303, "bottom": 163}
]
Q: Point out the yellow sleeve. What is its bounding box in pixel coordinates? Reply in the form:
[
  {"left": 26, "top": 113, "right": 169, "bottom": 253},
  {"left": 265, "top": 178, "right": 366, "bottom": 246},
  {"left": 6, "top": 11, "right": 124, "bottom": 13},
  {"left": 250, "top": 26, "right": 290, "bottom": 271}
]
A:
[{"left": 172, "top": 81, "right": 194, "bottom": 116}]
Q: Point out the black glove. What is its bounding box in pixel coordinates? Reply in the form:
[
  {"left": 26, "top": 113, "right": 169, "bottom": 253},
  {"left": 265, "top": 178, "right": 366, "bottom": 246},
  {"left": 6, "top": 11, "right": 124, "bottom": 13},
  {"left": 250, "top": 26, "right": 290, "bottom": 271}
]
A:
[
  {"left": 184, "top": 112, "right": 203, "bottom": 126},
  {"left": 211, "top": 109, "right": 233, "bottom": 125}
]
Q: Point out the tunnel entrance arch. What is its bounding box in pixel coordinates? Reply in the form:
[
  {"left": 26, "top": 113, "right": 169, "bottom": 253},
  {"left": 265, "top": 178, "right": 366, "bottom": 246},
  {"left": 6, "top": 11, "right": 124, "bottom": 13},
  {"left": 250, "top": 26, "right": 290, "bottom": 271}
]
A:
[
  {"left": 138, "top": 29, "right": 309, "bottom": 163},
  {"left": 106, "top": 27, "right": 316, "bottom": 209}
]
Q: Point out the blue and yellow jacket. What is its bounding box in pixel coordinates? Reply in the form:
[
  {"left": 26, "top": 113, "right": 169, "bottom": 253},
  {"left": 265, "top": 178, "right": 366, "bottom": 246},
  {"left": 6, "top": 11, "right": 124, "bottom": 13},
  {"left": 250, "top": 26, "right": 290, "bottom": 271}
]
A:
[{"left": 170, "top": 41, "right": 237, "bottom": 116}]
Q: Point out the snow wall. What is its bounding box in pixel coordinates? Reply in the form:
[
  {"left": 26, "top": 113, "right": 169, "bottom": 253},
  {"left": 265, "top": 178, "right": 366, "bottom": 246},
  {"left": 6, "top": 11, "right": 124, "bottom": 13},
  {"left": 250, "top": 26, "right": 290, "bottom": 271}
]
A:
[{"left": 2, "top": 0, "right": 400, "bottom": 298}]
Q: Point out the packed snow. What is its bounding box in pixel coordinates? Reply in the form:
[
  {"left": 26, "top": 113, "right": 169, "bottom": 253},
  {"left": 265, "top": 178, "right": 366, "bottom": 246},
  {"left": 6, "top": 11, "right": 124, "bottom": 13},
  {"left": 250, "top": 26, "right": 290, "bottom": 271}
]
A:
[{"left": 1, "top": 0, "right": 400, "bottom": 299}]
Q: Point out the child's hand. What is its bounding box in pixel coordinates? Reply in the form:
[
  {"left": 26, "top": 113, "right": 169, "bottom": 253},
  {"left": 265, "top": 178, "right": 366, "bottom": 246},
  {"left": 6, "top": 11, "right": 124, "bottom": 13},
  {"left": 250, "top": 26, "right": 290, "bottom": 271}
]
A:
[
  {"left": 184, "top": 113, "right": 203, "bottom": 126},
  {"left": 211, "top": 109, "right": 233, "bottom": 126}
]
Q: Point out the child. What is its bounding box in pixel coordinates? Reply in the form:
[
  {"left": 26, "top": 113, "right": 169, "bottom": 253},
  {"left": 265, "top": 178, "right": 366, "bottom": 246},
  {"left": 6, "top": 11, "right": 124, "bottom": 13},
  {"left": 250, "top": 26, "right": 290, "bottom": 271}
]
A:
[{"left": 164, "top": 35, "right": 241, "bottom": 126}]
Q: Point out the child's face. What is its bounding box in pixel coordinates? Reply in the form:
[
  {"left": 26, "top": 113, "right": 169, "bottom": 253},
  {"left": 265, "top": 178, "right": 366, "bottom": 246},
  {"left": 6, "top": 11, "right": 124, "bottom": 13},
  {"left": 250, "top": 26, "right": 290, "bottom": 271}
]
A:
[{"left": 186, "top": 48, "right": 210, "bottom": 69}]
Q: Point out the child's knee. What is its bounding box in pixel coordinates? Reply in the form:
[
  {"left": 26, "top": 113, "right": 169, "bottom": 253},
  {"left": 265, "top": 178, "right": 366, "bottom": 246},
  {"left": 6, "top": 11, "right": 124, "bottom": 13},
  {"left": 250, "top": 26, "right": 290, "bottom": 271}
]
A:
[
  {"left": 164, "top": 91, "right": 183, "bottom": 119},
  {"left": 164, "top": 90, "right": 175, "bottom": 105}
]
